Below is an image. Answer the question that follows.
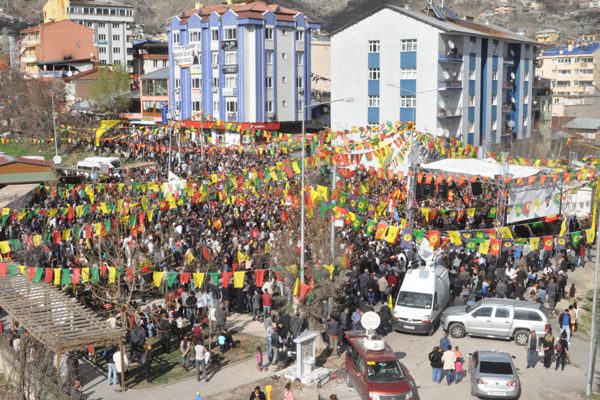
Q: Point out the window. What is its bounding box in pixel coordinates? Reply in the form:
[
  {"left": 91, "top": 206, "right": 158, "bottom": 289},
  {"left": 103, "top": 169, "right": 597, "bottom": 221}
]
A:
[
  {"left": 266, "top": 101, "right": 273, "bottom": 113},
  {"left": 190, "top": 30, "right": 201, "bottom": 43},
  {"left": 193, "top": 101, "right": 201, "bottom": 112},
  {"left": 400, "top": 39, "right": 417, "bottom": 52},
  {"left": 296, "top": 76, "right": 303, "bottom": 88},
  {"left": 297, "top": 99, "right": 303, "bottom": 111},
  {"left": 113, "top": 60, "right": 121, "bottom": 65},
  {"left": 400, "top": 96, "right": 416, "bottom": 107},
  {"left": 369, "top": 68, "right": 380, "bottom": 80},
  {"left": 295, "top": 30, "right": 304, "bottom": 41},
  {"left": 495, "top": 307, "right": 510, "bottom": 318},
  {"left": 492, "top": 69, "right": 498, "bottom": 80},
  {"left": 266, "top": 51, "right": 273, "bottom": 65},
  {"left": 99, "top": 59, "right": 106, "bottom": 64},
  {"left": 514, "top": 310, "right": 543, "bottom": 321},
  {"left": 224, "top": 51, "right": 236, "bottom": 65},
  {"left": 296, "top": 52, "right": 303, "bottom": 65},
  {"left": 98, "top": 22, "right": 106, "bottom": 28},
  {"left": 281, "top": 29, "right": 287, "bottom": 36},
  {"left": 470, "top": 95, "right": 476, "bottom": 106},
  {"left": 212, "top": 77, "right": 219, "bottom": 88},
  {"left": 472, "top": 307, "right": 493, "bottom": 318},
  {"left": 281, "top": 52, "right": 287, "bottom": 60},
  {"left": 113, "top": 47, "right": 120, "bottom": 54},
  {"left": 172, "top": 31, "right": 180, "bottom": 44},
  {"left": 211, "top": 29, "right": 219, "bottom": 41},
  {"left": 112, "top": 22, "right": 120, "bottom": 29},
  {"left": 368, "top": 95, "right": 380, "bottom": 107},
  {"left": 400, "top": 67, "right": 416, "bottom": 79},
  {"left": 192, "top": 78, "right": 201, "bottom": 89},
  {"left": 213, "top": 101, "right": 219, "bottom": 113},
  {"left": 153, "top": 60, "right": 158, "bottom": 68},
  {"left": 98, "top": 34, "right": 106, "bottom": 41},
  {"left": 99, "top": 46, "right": 106, "bottom": 54},
  {"left": 479, "top": 361, "right": 513, "bottom": 375},
  {"left": 282, "top": 76, "right": 288, "bottom": 84},
  {"left": 282, "top": 100, "right": 288, "bottom": 107},
  {"left": 491, "top": 94, "right": 497, "bottom": 105},
  {"left": 265, "top": 77, "right": 273, "bottom": 88},
  {"left": 224, "top": 27, "right": 236, "bottom": 40},
  {"left": 211, "top": 51, "right": 219, "bottom": 65},
  {"left": 226, "top": 76, "right": 237, "bottom": 89},
  {"left": 368, "top": 40, "right": 380, "bottom": 53},
  {"left": 113, "top": 34, "right": 120, "bottom": 41},
  {"left": 226, "top": 100, "right": 237, "bottom": 112},
  {"left": 175, "top": 78, "right": 181, "bottom": 89},
  {"left": 265, "top": 28, "right": 273, "bottom": 40},
  {"left": 85, "top": 21, "right": 93, "bottom": 27}
]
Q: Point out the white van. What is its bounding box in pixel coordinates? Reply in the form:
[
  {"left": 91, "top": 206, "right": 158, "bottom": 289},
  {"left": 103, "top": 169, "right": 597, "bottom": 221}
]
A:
[
  {"left": 392, "top": 267, "right": 450, "bottom": 335},
  {"left": 76, "top": 157, "right": 122, "bottom": 177}
]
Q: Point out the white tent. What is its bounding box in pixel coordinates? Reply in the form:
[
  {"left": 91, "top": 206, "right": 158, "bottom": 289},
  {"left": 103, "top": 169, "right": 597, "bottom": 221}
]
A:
[{"left": 420, "top": 158, "right": 541, "bottom": 178}]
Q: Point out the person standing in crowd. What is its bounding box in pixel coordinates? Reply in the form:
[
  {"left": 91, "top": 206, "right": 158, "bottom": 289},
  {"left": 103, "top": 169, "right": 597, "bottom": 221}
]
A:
[
  {"left": 558, "top": 308, "right": 571, "bottom": 344},
  {"left": 112, "top": 348, "right": 129, "bottom": 390},
  {"left": 179, "top": 335, "right": 192, "bottom": 370},
  {"left": 157, "top": 315, "right": 171, "bottom": 354},
  {"left": 141, "top": 342, "right": 153, "bottom": 383},
  {"left": 326, "top": 315, "right": 340, "bottom": 356},
  {"left": 440, "top": 332, "right": 451, "bottom": 351},
  {"left": 249, "top": 385, "right": 267, "bottom": 400},
  {"left": 256, "top": 346, "right": 265, "bottom": 372},
  {"left": 194, "top": 338, "right": 207, "bottom": 382},
  {"left": 70, "top": 379, "right": 82, "bottom": 400},
  {"left": 542, "top": 328, "right": 555, "bottom": 369},
  {"left": 441, "top": 345, "right": 456, "bottom": 385},
  {"left": 526, "top": 330, "right": 539, "bottom": 369},
  {"left": 262, "top": 289, "right": 272, "bottom": 320},
  {"left": 283, "top": 381, "right": 295, "bottom": 400},
  {"left": 428, "top": 346, "right": 443, "bottom": 383},
  {"left": 555, "top": 331, "right": 570, "bottom": 371}
]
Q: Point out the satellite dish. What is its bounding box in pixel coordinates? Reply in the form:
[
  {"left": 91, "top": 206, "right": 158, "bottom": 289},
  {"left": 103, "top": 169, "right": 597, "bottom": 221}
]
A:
[
  {"left": 435, "top": 127, "right": 444, "bottom": 136},
  {"left": 361, "top": 311, "right": 381, "bottom": 331},
  {"left": 510, "top": 49, "right": 515, "bottom": 56},
  {"left": 510, "top": 72, "right": 516, "bottom": 81},
  {"left": 443, "top": 128, "right": 450, "bottom": 137},
  {"left": 438, "top": 99, "right": 446, "bottom": 108},
  {"left": 448, "top": 39, "right": 455, "bottom": 49},
  {"left": 442, "top": 70, "right": 450, "bottom": 80},
  {"left": 52, "top": 155, "right": 62, "bottom": 165},
  {"left": 507, "top": 120, "right": 515, "bottom": 128}
]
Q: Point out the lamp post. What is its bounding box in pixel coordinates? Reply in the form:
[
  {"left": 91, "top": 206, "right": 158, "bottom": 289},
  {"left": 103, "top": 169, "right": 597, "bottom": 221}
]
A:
[
  {"left": 586, "top": 209, "right": 600, "bottom": 396},
  {"left": 300, "top": 96, "right": 353, "bottom": 284},
  {"left": 51, "top": 93, "right": 58, "bottom": 158}
]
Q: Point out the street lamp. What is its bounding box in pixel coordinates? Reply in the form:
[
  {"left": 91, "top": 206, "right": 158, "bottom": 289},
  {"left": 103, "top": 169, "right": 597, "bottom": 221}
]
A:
[{"left": 300, "top": 96, "right": 353, "bottom": 284}]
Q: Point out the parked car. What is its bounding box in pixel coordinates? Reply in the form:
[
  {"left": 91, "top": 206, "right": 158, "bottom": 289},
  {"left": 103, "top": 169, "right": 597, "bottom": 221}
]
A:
[
  {"left": 440, "top": 298, "right": 549, "bottom": 345},
  {"left": 469, "top": 350, "right": 520, "bottom": 399},
  {"left": 344, "top": 332, "right": 415, "bottom": 400}
]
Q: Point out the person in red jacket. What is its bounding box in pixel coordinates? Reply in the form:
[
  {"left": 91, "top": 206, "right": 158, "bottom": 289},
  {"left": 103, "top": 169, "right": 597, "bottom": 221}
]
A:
[{"left": 262, "top": 289, "right": 272, "bottom": 319}]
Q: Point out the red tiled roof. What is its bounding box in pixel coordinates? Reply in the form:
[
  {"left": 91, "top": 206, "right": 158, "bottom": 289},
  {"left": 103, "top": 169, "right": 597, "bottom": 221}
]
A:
[
  {"left": 0, "top": 155, "right": 51, "bottom": 168},
  {"left": 178, "top": 1, "right": 311, "bottom": 23}
]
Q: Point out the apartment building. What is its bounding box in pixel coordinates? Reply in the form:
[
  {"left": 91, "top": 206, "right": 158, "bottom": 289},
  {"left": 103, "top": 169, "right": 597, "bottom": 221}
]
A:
[
  {"left": 330, "top": 2, "right": 536, "bottom": 146},
  {"left": 537, "top": 43, "right": 600, "bottom": 105},
  {"left": 167, "top": 1, "right": 319, "bottom": 122},
  {"left": 43, "top": 0, "right": 134, "bottom": 70}
]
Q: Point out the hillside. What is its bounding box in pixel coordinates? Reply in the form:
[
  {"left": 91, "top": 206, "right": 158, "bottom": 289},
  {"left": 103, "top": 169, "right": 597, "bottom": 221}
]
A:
[{"left": 1, "top": 0, "right": 599, "bottom": 39}]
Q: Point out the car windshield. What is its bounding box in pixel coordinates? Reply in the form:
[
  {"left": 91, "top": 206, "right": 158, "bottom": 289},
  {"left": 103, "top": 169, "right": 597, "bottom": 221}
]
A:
[
  {"left": 367, "top": 360, "right": 404, "bottom": 382},
  {"left": 397, "top": 291, "right": 432, "bottom": 309},
  {"left": 466, "top": 300, "right": 482, "bottom": 312},
  {"left": 479, "top": 361, "right": 513, "bottom": 375}
]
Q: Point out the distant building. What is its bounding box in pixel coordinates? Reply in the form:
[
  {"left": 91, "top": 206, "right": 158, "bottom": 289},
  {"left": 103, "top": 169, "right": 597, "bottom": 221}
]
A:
[
  {"left": 330, "top": 2, "right": 537, "bottom": 146},
  {"left": 537, "top": 43, "right": 600, "bottom": 106},
  {"left": 590, "top": 0, "right": 600, "bottom": 8},
  {"left": 529, "top": 1, "right": 546, "bottom": 11},
  {"left": 311, "top": 36, "right": 331, "bottom": 101},
  {"left": 43, "top": 0, "right": 134, "bottom": 70},
  {"left": 140, "top": 67, "right": 169, "bottom": 121},
  {"left": 494, "top": 6, "right": 515, "bottom": 15},
  {"left": 19, "top": 19, "right": 97, "bottom": 78},
  {"left": 133, "top": 40, "right": 169, "bottom": 77},
  {"left": 535, "top": 29, "right": 561, "bottom": 45},
  {"left": 167, "top": 1, "right": 320, "bottom": 123},
  {"left": 531, "top": 76, "right": 552, "bottom": 138}
]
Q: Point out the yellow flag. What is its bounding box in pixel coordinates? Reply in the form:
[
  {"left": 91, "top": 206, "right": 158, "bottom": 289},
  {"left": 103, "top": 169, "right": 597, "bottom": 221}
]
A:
[
  {"left": 529, "top": 237, "right": 540, "bottom": 250},
  {"left": 479, "top": 240, "right": 490, "bottom": 255},
  {"left": 316, "top": 185, "right": 329, "bottom": 201},
  {"left": 19, "top": 265, "right": 26, "bottom": 275},
  {"left": 293, "top": 277, "right": 300, "bottom": 296},
  {"left": 153, "top": 271, "right": 164, "bottom": 287},
  {"left": 497, "top": 227, "right": 513, "bottom": 239},
  {"left": 193, "top": 272, "right": 205, "bottom": 289},
  {"left": 82, "top": 267, "right": 90, "bottom": 283},
  {"left": 385, "top": 225, "right": 399, "bottom": 243},
  {"left": 1, "top": 208, "right": 10, "bottom": 217},
  {"left": 323, "top": 264, "right": 335, "bottom": 281},
  {"left": 467, "top": 208, "right": 476, "bottom": 218},
  {"left": 108, "top": 267, "right": 116, "bottom": 284},
  {"left": 0, "top": 241, "right": 10, "bottom": 254},
  {"left": 233, "top": 271, "right": 245, "bottom": 288},
  {"left": 237, "top": 250, "right": 247, "bottom": 263},
  {"left": 586, "top": 228, "right": 595, "bottom": 244},
  {"left": 448, "top": 231, "right": 462, "bottom": 245},
  {"left": 559, "top": 219, "right": 567, "bottom": 237},
  {"left": 54, "top": 268, "right": 61, "bottom": 285},
  {"left": 62, "top": 229, "right": 71, "bottom": 241},
  {"left": 421, "top": 208, "right": 430, "bottom": 221},
  {"left": 94, "top": 223, "right": 103, "bottom": 236}
]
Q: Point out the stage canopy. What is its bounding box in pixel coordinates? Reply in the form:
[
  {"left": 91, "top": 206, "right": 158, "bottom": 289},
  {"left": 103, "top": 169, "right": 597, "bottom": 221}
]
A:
[{"left": 421, "top": 158, "right": 541, "bottom": 179}]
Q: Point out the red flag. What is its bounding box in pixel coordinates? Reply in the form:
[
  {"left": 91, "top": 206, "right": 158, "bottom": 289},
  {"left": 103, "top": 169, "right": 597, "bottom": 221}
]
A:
[
  {"left": 251, "top": 226, "right": 259, "bottom": 239},
  {"left": 299, "top": 283, "right": 311, "bottom": 300},
  {"left": 72, "top": 268, "right": 81, "bottom": 284},
  {"left": 281, "top": 210, "right": 289, "bottom": 224},
  {"left": 0, "top": 263, "right": 6, "bottom": 276},
  {"left": 255, "top": 269, "right": 266, "bottom": 287},
  {"left": 126, "top": 268, "right": 134, "bottom": 282},
  {"left": 202, "top": 246, "right": 210, "bottom": 260},
  {"left": 427, "top": 230, "right": 441, "bottom": 248},
  {"left": 67, "top": 207, "right": 75, "bottom": 222},
  {"left": 222, "top": 271, "right": 233, "bottom": 288},
  {"left": 100, "top": 263, "right": 107, "bottom": 277},
  {"left": 44, "top": 268, "right": 53, "bottom": 283},
  {"left": 543, "top": 236, "right": 554, "bottom": 251},
  {"left": 52, "top": 231, "right": 62, "bottom": 244},
  {"left": 180, "top": 272, "right": 191, "bottom": 284},
  {"left": 27, "top": 267, "right": 36, "bottom": 281},
  {"left": 490, "top": 239, "right": 501, "bottom": 256}
]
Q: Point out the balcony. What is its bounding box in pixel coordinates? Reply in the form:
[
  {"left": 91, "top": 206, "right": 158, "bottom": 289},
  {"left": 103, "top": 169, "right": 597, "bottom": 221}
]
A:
[
  {"left": 221, "top": 40, "right": 237, "bottom": 51},
  {"left": 222, "top": 87, "right": 238, "bottom": 97},
  {"left": 439, "top": 50, "right": 463, "bottom": 63},
  {"left": 503, "top": 57, "right": 515, "bottom": 65},
  {"left": 437, "top": 108, "right": 462, "bottom": 118},
  {"left": 502, "top": 81, "right": 515, "bottom": 89},
  {"left": 438, "top": 80, "right": 462, "bottom": 89},
  {"left": 226, "top": 112, "right": 238, "bottom": 121},
  {"left": 222, "top": 64, "right": 238, "bottom": 74},
  {"left": 38, "top": 70, "right": 67, "bottom": 78},
  {"left": 21, "top": 55, "right": 37, "bottom": 64},
  {"left": 502, "top": 103, "right": 514, "bottom": 113}
]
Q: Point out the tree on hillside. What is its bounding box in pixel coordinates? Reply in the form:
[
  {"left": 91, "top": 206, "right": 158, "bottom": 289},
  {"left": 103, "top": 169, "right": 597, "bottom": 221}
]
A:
[{"left": 89, "top": 66, "right": 131, "bottom": 117}]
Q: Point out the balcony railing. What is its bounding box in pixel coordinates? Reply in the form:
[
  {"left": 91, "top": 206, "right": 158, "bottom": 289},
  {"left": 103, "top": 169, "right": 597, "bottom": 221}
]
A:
[
  {"left": 439, "top": 51, "right": 463, "bottom": 63},
  {"left": 503, "top": 57, "right": 515, "bottom": 65},
  {"left": 438, "top": 80, "right": 462, "bottom": 89},
  {"left": 502, "top": 103, "right": 514, "bottom": 112},
  {"left": 502, "top": 81, "right": 514, "bottom": 89},
  {"left": 226, "top": 112, "right": 238, "bottom": 122},
  {"left": 437, "top": 108, "right": 462, "bottom": 118}
]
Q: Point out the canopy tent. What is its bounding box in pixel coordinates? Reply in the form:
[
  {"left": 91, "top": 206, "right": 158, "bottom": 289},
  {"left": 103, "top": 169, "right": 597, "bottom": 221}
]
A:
[
  {"left": 0, "top": 274, "right": 121, "bottom": 353},
  {"left": 421, "top": 158, "right": 541, "bottom": 179}
]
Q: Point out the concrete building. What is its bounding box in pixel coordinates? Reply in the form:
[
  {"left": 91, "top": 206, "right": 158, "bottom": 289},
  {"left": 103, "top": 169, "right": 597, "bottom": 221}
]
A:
[
  {"left": 167, "top": 1, "right": 319, "bottom": 123},
  {"left": 330, "top": 2, "right": 536, "bottom": 146},
  {"left": 537, "top": 43, "right": 600, "bottom": 106},
  {"left": 494, "top": 6, "right": 516, "bottom": 15},
  {"left": 590, "top": 0, "right": 600, "bottom": 8},
  {"left": 140, "top": 67, "right": 169, "bottom": 121},
  {"left": 19, "top": 19, "right": 97, "bottom": 78},
  {"left": 43, "top": 0, "right": 134, "bottom": 70},
  {"left": 133, "top": 40, "right": 169, "bottom": 77},
  {"left": 535, "top": 29, "right": 561, "bottom": 45},
  {"left": 311, "top": 35, "right": 331, "bottom": 101}
]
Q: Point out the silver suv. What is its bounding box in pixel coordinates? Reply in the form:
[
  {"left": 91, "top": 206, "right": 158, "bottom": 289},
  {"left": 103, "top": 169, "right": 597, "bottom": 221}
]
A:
[{"left": 441, "top": 298, "right": 549, "bottom": 345}]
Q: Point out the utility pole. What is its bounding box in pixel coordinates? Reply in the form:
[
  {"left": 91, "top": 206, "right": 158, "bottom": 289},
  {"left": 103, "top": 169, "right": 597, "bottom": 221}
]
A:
[
  {"left": 330, "top": 165, "right": 336, "bottom": 262},
  {"left": 51, "top": 93, "right": 58, "bottom": 157},
  {"left": 167, "top": 125, "right": 172, "bottom": 176},
  {"left": 586, "top": 208, "right": 600, "bottom": 396}
]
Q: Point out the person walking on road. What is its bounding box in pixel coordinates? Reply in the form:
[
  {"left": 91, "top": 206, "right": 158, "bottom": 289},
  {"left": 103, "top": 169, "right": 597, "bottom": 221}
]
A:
[
  {"left": 441, "top": 345, "right": 456, "bottom": 385},
  {"left": 526, "top": 330, "right": 539, "bottom": 369},
  {"left": 428, "top": 346, "right": 443, "bottom": 383},
  {"left": 283, "top": 381, "right": 295, "bottom": 400},
  {"left": 194, "top": 339, "right": 207, "bottom": 382},
  {"left": 555, "top": 331, "right": 570, "bottom": 371},
  {"left": 440, "top": 332, "right": 452, "bottom": 351},
  {"left": 558, "top": 308, "right": 572, "bottom": 343}
]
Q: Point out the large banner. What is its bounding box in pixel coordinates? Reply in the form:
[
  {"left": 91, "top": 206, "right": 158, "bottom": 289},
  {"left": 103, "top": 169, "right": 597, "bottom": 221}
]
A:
[{"left": 507, "top": 184, "right": 561, "bottom": 224}]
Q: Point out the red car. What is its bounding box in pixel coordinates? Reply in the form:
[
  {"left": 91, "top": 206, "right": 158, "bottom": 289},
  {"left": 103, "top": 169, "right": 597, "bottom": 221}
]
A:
[{"left": 344, "top": 332, "right": 415, "bottom": 400}]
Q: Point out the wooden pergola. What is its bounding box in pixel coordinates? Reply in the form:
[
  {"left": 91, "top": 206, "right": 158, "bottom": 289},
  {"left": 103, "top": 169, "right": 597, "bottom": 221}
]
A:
[{"left": 0, "top": 275, "right": 121, "bottom": 353}]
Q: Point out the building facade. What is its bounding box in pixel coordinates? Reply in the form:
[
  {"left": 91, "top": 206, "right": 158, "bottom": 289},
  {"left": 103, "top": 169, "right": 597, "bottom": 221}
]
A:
[
  {"left": 535, "top": 29, "right": 561, "bottom": 45},
  {"left": 537, "top": 43, "right": 600, "bottom": 106},
  {"left": 140, "top": 67, "right": 169, "bottom": 120},
  {"left": 167, "top": 1, "right": 319, "bottom": 123},
  {"left": 43, "top": 0, "right": 134, "bottom": 69},
  {"left": 19, "top": 19, "right": 97, "bottom": 78},
  {"left": 330, "top": 4, "right": 536, "bottom": 146}
]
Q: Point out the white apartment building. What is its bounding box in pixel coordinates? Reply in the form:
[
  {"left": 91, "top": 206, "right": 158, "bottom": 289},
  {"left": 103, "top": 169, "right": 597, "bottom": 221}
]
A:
[
  {"left": 330, "top": 2, "right": 537, "bottom": 146},
  {"left": 43, "top": 0, "right": 134, "bottom": 70}
]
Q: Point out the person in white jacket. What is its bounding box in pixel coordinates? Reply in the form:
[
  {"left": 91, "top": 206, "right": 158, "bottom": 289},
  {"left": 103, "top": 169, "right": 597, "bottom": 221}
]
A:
[{"left": 113, "top": 349, "right": 129, "bottom": 390}]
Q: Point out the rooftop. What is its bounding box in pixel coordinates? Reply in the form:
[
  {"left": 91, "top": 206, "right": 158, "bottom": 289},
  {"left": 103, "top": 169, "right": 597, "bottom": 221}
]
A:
[
  {"left": 141, "top": 67, "right": 169, "bottom": 80},
  {"left": 563, "top": 117, "right": 600, "bottom": 130},
  {"left": 541, "top": 43, "right": 600, "bottom": 57},
  {"left": 70, "top": 0, "right": 133, "bottom": 8}
]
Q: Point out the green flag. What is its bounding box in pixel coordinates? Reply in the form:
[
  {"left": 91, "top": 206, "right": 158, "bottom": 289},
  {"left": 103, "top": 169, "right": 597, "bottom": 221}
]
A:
[
  {"left": 570, "top": 231, "right": 582, "bottom": 247},
  {"left": 33, "top": 267, "right": 43, "bottom": 283},
  {"left": 8, "top": 264, "right": 17, "bottom": 276},
  {"left": 351, "top": 217, "right": 363, "bottom": 231},
  {"left": 91, "top": 267, "right": 100, "bottom": 284},
  {"left": 487, "top": 207, "right": 497, "bottom": 218},
  {"left": 209, "top": 272, "right": 219, "bottom": 285},
  {"left": 104, "top": 219, "right": 112, "bottom": 234},
  {"left": 167, "top": 271, "right": 178, "bottom": 288},
  {"left": 319, "top": 201, "right": 328, "bottom": 219},
  {"left": 61, "top": 268, "right": 71, "bottom": 285}
]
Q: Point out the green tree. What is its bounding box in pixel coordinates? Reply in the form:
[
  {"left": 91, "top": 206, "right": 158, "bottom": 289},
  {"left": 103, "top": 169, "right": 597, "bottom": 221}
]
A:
[{"left": 89, "top": 66, "right": 131, "bottom": 116}]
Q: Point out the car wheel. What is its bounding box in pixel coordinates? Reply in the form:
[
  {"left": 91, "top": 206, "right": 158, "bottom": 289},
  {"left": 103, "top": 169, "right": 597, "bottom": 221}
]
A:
[
  {"left": 514, "top": 329, "right": 530, "bottom": 346},
  {"left": 345, "top": 370, "right": 353, "bottom": 388},
  {"left": 449, "top": 323, "right": 466, "bottom": 338}
]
